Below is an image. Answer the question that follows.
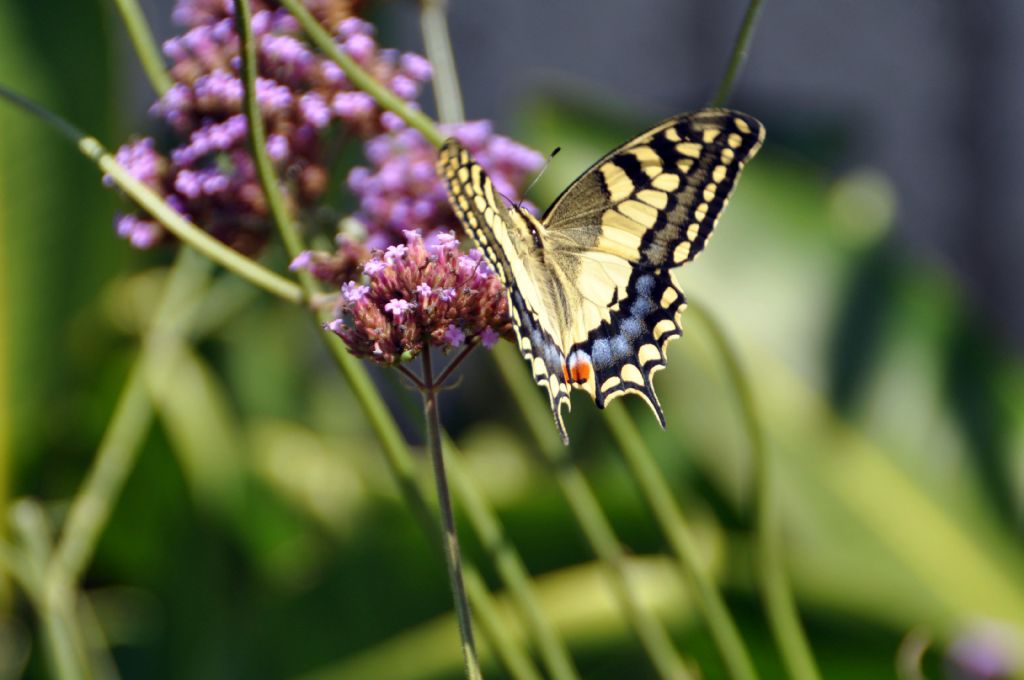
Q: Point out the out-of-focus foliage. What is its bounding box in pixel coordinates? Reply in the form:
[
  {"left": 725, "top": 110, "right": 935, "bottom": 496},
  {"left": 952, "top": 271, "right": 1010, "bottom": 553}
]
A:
[{"left": 3, "top": 1, "right": 1024, "bottom": 679}]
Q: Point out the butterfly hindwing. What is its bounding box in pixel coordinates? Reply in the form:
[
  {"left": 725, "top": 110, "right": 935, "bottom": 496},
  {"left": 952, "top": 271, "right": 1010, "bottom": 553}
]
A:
[{"left": 437, "top": 109, "right": 764, "bottom": 444}]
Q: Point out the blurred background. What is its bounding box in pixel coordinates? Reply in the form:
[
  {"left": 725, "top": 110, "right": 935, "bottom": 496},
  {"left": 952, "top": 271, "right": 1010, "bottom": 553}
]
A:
[{"left": 2, "top": 0, "right": 1024, "bottom": 678}]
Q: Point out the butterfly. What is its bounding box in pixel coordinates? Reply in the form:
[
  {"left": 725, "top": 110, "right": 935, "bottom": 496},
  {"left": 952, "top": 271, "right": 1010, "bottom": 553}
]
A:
[{"left": 437, "top": 109, "right": 764, "bottom": 444}]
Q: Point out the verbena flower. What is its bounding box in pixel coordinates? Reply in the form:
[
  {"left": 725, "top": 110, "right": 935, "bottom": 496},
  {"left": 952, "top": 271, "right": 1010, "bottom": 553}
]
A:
[
  {"left": 326, "top": 229, "right": 510, "bottom": 364},
  {"left": 111, "top": 1, "right": 431, "bottom": 251},
  {"left": 348, "top": 120, "right": 545, "bottom": 248}
]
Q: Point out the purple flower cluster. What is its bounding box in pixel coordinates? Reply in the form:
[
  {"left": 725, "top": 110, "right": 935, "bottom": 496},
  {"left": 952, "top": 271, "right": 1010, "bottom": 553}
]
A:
[
  {"left": 324, "top": 229, "right": 509, "bottom": 365},
  {"left": 348, "top": 120, "right": 545, "bottom": 248},
  {"left": 111, "top": 0, "right": 432, "bottom": 251},
  {"left": 172, "top": 0, "right": 358, "bottom": 33}
]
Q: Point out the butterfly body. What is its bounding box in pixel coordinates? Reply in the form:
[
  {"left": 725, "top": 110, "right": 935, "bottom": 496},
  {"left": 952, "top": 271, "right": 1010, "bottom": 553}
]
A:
[{"left": 438, "top": 109, "right": 764, "bottom": 443}]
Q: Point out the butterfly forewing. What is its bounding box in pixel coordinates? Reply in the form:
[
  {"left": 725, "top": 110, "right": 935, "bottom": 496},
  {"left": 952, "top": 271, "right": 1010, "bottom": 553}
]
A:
[
  {"left": 437, "top": 109, "right": 764, "bottom": 444},
  {"left": 542, "top": 109, "right": 764, "bottom": 268}
]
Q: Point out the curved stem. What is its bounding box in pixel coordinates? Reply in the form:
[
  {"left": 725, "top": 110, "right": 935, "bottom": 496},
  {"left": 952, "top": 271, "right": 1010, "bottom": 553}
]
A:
[
  {"left": 423, "top": 349, "right": 483, "bottom": 680},
  {"left": 89, "top": 136, "right": 304, "bottom": 303},
  {"left": 419, "top": 0, "right": 464, "bottom": 124},
  {"left": 0, "top": 85, "right": 305, "bottom": 305},
  {"left": 688, "top": 301, "right": 821, "bottom": 680},
  {"left": 233, "top": 0, "right": 315, "bottom": 291},
  {"left": 49, "top": 365, "right": 151, "bottom": 585},
  {"left": 0, "top": 85, "right": 86, "bottom": 144},
  {"left": 110, "top": 0, "right": 173, "bottom": 95},
  {"left": 493, "top": 343, "right": 694, "bottom": 680},
  {"left": 442, "top": 441, "right": 579, "bottom": 680},
  {"left": 50, "top": 249, "right": 211, "bottom": 584},
  {"left": 234, "top": 7, "right": 535, "bottom": 677},
  {"left": 603, "top": 403, "right": 759, "bottom": 680},
  {"left": 710, "top": 0, "right": 765, "bottom": 108}
]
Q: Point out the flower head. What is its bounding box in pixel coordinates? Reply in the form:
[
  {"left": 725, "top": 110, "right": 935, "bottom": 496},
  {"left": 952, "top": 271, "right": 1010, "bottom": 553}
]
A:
[
  {"left": 327, "top": 230, "right": 510, "bottom": 364},
  {"left": 112, "top": 1, "right": 432, "bottom": 251}
]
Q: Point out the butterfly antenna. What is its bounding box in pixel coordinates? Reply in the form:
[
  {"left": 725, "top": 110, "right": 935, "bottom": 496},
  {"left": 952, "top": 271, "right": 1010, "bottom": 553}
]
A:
[{"left": 518, "top": 146, "right": 561, "bottom": 208}]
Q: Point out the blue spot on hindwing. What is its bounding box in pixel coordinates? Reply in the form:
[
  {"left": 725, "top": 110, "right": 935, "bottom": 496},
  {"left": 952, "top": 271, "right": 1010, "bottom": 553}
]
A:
[
  {"left": 611, "top": 335, "right": 630, "bottom": 359},
  {"left": 631, "top": 295, "right": 655, "bottom": 317},
  {"left": 636, "top": 274, "right": 655, "bottom": 296},
  {"left": 591, "top": 338, "right": 612, "bottom": 369},
  {"left": 621, "top": 317, "right": 643, "bottom": 339}
]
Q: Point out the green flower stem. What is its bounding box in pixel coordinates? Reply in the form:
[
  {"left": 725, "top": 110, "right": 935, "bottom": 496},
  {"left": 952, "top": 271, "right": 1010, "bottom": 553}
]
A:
[
  {"left": 0, "top": 85, "right": 305, "bottom": 306},
  {"left": 48, "top": 365, "right": 150, "bottom": 587},
  {"left": 277, "top": 0, "right": 445, "bottom": 147},
  {"left": 710, "top": 0, "right": 765, "bottom": 108},
  {"left": 50, "top": 250, "right": 211, "bottom": 585},
  {"left": 85, "top": 136, "right": 306, "bottom": 304},
  {"left": 706, "top": 4, "right": 819, "bottom": 677},
  {"left": 421, "top": 350, "right": 483, "bottom": 680},
  {"left": 34, "top": 250, "right": 211, "bottom": 680},
  {"left": 319, "top": 328, "right": 541, "bottom": 680},
  {"left": 419, "top": 0, "right": 464, "bottom": 125},
  {"left": 443, "top": 439, "right": 581, "bottom": 680},
  {"left": 234, "top": 6, "right": 538, "bottom": 677},
  {"left": 688, "top": 301, "right": 820, "bottom": 680},
  {"left": 462, "top": 568, "right": 543, "bottom": 680},
  {"left": 416, "top": 1, "right": 580, "bottom": 676},
  {"left": 492, "top": 343, "right": 694, "bottom": 680},
  {"left": 0, "top": 537, "right": 36, "bottom": 600},
  {"left": 109, "top": 0, "right": 173, "bottom": 95},
  {"left": 233, "top": 0, "right": 314, "bottom": 290},
  {"left": 603, "top": 402, "right": 759, "bottom": 680},
  {"left": 11, "top": 500, "right": 91, "bottom": 680}
]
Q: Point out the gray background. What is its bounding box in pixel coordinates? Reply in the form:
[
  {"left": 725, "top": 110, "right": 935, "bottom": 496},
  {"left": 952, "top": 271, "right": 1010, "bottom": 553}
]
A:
[{"left": 135, "top": 0, "right": 1024, "bottom": 345}]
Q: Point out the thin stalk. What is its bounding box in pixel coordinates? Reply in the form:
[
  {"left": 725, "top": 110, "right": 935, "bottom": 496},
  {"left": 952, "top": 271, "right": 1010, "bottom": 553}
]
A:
[
  {"left": 462, "top": 569, "right": 542, "bottom": 680},
  {"left": 234, "top": 7, "right": 535, "bottom": 677},
  {"left": 493, "top": 343, "right": 694, "bottom": 680},
  {"left": 87, "top": 141, "right": 304, "bottom": 304},
  {"left": 444, "top": 440, "right": 581, "bottom": 680},
  {"left": 50, "top": 249, "right": 211, "bottom": 585},
  {"left": 603, "top": 402, "right": 759, "bottom": 680},
  {"left": 11, "top": 501, "right": 92, "bottom": 680},
  {"left": 0, "top": 85, "right": 305, "bottom": 305},
  {"left": 48, "top": 365, "right": 151, "bottom": 585},
  {"left": 233, "top": 0, "right": 310, "bottom": 273},
  {"left": 710, "top": 0, "right": 765, "bottom": 108},
  {"left": 689, "top": 302, "right": 820, "bottom": 680},
  {"left": 32, "top": 251, "right": 211, "bottom": 680},
  {"left": 109, "top": 0, "right": 173, "bottom": 95},
  {"left": 422, "top": 349, "right": 482, "bottom": 680},
  {"left": 41, "top": 606, "right": 89, "bottom": 680},
  {"left": 319, "top": 340, "right": 542, "bottom": 679},
  {"left": 707, "top": 2, "right": 811, "bottom": 677},
  {"left": 321, "top": 322, "right": 546, "bottom": 680},
  {"left": 277, "top": 0, "right": 445, "bottom": 146},
  {"left": 417, "top": 4, "right": 579, "bottom": 675},
  {"left": 419, "top": 0, "right": 464, "bottom": 124}
]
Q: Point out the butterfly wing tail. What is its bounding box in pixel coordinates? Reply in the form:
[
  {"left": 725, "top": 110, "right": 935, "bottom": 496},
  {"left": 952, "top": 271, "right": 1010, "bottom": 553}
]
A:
[{"left": 572, "top": 269, "right": 686, "bottom": 427}]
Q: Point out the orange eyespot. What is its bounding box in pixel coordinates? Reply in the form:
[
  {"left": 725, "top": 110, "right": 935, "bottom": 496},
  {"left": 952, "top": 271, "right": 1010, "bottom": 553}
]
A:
[
  {"left": 561, "top": 363, "right": 571, "bottom": 383},
  {"left": 569, "top": 359, "right": 591, "bottom": 384}
]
